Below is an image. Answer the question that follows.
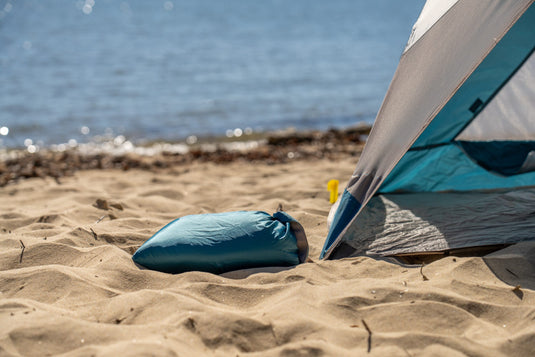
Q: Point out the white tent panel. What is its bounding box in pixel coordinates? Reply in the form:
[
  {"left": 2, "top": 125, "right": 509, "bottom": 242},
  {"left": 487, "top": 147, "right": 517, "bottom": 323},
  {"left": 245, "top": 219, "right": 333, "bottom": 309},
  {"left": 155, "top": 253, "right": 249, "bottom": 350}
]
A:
[
  {"left": 457, "top": 51, "right": 535, "bottom": 141},
  {"left": 404, "top": 0, "right": 460, "bottom": 52}
]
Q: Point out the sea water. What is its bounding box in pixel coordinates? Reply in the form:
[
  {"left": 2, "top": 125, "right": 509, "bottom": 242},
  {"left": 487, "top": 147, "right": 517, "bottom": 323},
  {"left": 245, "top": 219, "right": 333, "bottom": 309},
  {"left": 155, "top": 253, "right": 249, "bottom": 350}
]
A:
[{"left": 0, "top": 0, "right": 423, "bottom": 150}]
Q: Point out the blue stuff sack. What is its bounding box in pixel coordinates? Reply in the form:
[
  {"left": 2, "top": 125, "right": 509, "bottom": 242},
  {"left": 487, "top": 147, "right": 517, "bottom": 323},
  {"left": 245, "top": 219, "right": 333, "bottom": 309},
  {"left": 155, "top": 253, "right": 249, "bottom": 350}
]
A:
[{"left": 132, "top": 211, "right": 308, "bottom": 274}]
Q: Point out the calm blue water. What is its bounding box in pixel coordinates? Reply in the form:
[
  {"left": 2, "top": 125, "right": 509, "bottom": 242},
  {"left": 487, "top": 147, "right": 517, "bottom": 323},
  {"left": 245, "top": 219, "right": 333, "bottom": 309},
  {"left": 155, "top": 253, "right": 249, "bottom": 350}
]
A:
[{"left": 0, "top": 0, "right": 423, "bottom": 149}]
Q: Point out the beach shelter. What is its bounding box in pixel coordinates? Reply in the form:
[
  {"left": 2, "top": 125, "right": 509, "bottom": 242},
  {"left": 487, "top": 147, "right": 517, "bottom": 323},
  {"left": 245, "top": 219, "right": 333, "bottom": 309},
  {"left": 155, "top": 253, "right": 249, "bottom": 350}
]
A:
[{"left": 321, "top": 0, "right": 535, "bottom": 260}]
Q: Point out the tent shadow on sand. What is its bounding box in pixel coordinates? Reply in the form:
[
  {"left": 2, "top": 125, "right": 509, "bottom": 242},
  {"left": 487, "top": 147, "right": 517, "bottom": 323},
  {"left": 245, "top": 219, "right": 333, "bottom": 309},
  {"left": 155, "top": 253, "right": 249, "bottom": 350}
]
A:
[{"left": 483, "top": 242, "right": 535, "bottom": 292}]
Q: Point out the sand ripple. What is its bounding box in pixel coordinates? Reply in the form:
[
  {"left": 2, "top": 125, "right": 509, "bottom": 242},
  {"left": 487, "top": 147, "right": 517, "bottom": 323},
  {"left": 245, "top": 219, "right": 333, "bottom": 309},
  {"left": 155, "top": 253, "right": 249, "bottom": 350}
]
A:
[{"left": 1, "top": 160, "right": 535, "bottom": 356}]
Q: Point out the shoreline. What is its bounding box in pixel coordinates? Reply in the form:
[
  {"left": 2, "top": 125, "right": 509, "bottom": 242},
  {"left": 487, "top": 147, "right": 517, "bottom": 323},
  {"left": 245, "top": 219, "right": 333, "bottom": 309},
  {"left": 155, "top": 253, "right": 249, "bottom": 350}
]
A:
[{"left": 0, "top": 125, "right": 369, "bottom": 187}]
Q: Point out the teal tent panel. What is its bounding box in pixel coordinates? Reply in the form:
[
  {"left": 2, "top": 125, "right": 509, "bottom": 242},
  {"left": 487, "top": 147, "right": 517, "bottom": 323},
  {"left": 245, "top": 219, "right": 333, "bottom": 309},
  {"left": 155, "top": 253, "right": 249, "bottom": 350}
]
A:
[
  {"left": 380, "top": 144, "right": 535, "bottom": 193},
  {"left": 412, "top": 4, "right": 535, "bottom": 148},
  {"left": 320, "top": 190, "right": 361, "bottom": 258}
]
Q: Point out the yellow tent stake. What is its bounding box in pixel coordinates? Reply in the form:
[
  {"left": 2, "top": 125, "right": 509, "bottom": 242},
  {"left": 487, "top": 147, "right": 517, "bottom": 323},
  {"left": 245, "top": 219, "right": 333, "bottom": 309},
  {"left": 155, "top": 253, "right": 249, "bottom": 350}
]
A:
[{"left": 327, "top": 179, "right": 339, "bottom": 204}]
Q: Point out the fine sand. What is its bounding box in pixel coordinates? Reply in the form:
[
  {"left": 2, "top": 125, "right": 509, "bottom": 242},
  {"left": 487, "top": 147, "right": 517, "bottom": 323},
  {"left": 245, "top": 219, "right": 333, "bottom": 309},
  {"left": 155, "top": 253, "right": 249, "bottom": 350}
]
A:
[{"left": 1, "top": 156, "right": 535, "bottom": 356}]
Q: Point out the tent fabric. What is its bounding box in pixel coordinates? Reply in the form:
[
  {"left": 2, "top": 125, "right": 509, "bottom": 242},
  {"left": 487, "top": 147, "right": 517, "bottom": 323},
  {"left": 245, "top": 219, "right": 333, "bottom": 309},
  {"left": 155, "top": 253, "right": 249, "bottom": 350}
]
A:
[
  {"left": 321, "top": 0, "right": 535, "bottom": 260},
  {"left": 457, "top": 141, "right": 535, "bottom": 176},
  {"left": 329, "top": 189, "right": 535, "bottom": 259},
  {"left": 379, "top": 144, "right": 535, "bottom": 193},
  {"left": 404, "top": 0, "right": 459, "bottom": 53},
  {"left": 411, "top": 8, "right": 535, "bottom": 148},
  {"left": 457, "top": 51, "right": 535, "bottom": 141}
]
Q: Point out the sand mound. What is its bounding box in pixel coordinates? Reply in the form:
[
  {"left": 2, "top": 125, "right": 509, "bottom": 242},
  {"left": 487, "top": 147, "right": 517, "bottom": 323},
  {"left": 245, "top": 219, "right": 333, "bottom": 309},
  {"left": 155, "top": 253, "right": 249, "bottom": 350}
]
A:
[{"left": 1, "top": 159, "right": 534, "bottom": 356}]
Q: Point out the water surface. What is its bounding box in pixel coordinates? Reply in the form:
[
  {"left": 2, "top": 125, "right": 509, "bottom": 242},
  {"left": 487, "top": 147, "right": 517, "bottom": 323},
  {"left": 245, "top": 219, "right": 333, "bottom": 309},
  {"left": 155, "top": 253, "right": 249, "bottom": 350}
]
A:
[{"left": 0, "top": 0, "right": 423, "bottom": 149}]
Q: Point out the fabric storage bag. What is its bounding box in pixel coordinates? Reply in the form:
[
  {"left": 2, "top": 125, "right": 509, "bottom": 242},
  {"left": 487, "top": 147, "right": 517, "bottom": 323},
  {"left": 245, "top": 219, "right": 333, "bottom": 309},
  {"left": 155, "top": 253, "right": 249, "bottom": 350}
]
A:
[{"left": 132, "top": 211, "right": 308, "bottom": 274}]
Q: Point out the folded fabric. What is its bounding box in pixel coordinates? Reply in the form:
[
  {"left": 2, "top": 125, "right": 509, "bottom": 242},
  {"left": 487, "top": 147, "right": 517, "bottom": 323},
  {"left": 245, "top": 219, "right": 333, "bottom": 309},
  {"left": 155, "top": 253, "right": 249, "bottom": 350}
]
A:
[{"left": 132, "top": 211, "right": 308, "bottom": 274}]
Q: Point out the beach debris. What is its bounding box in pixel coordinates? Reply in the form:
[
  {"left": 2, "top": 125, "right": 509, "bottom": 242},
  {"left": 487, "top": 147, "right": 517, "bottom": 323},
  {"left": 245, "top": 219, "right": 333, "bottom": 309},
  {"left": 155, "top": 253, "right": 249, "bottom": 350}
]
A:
[
  {"left": 94, "top": 199, "right": 109, "bottom": 210},
  {"left": 184, "top": 317, "right": 196, "bottom": 331},
  {"left": 94, "top": 199, "right": 123, "bottom": 212},
  {"left": 361, "top": 319, "right": 372, "bottom": 353},
  {"left": 512, "top": 285, "right": 523, "bottom": 300},
  {"left": 90, "top": 228, "right": 98, "bottom": 240},
  {"left": 0, "top": 127, "right": 368, "bottom": 187},
  {"left": 19, "top": 240, "right": 25, "bottom": 263},
  {"left": 277, "top": 203, "right": 284, "bottom": 212},
  {"left": 37, "top": 215, "right": 51, "bottom": 223},
  {"left": 109, "top": 202, "right": 124, "bottom": 210},
  {"left": 420, "top": 263, "right": 429, "bottom": 281},
  {"left": 506, "top": 268, "right": 519, "bottom": 278},
  {"left": 96, "top": 213, "right": 118, "bottom": 224}
]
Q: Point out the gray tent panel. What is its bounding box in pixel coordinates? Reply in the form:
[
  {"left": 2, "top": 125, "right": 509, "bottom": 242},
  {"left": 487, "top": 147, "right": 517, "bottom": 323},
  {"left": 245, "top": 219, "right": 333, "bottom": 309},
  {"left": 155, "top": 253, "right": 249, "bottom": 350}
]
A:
[{"left": 329, "top": 190, "right": 535, "bottom": 259}]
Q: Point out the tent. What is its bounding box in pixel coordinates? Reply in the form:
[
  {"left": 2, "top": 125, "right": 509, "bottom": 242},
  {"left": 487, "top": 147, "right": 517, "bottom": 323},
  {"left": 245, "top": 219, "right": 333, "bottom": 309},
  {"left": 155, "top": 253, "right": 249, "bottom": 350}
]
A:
[{"left": 321, "top": 0, "right": 535, "bottom": 260}]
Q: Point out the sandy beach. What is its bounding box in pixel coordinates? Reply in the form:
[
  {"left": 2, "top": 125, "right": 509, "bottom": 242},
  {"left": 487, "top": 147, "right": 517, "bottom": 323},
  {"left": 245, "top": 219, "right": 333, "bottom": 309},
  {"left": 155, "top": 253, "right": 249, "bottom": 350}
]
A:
[
  {"left": 1, "top": 141, "right": 535, "bottom": 356},
  {"left": 3, "top": 0, "right": 534, "bottom": 354}
]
